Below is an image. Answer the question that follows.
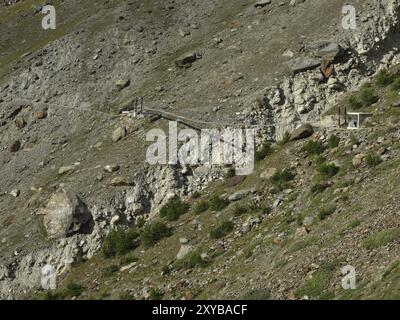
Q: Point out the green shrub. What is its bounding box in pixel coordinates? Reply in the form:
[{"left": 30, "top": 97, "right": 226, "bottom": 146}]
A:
[
  {"left": 102, "top": 228, "right": 139, "bottom": 258},
  {"left": 318, "top": 163, "right": 339, "bottom": 179},
  {"left": 225, "top": 167, "right": 236, "bottom": 178},
  {"left": 365, "top": 153, "right": 382, "bottom": 167},
  {"left": 303, "top": 140, "right": 326, "bottom": 156},
  {"left": 318, "top": 205, "right": 336, "bottom": 220},
  {"left": 209, "top": 194, "right": 229, "bottom": 211},
  {"left": 242, "top": 289, "right": 271, "bottom": 300},
  {"left": 375, "top": 69, "right": 395, "bottom": 87},
  {"left": 346, "top": 95, "right": 363, "bottom": 110},
  {"left": 140, "top": 221, "right": 172, "bottom": 248},
  {"left": 65, "top": 282, "right": 84, "bottom": 297},
  {"left": 160, "top": 195, "right": 189, "bottom": 221},
  {"left": 363, "top": 228, "right": 400, "bottom": 250},
  {"left": 233, "top": 205, "right": 248, "bottom": 216},
  {"left": 271, "top": 168, "right": 295, "bottom": 191},
  {"left": 173, "top": 252, "right": 210, "bottom": 270},
  {"left": 390, "top": 78, "right": 400, "bottom": 92},
  {"left": 255, "top": 142, "right": 273, "bottom": 161},
  {"left": 327, "top": 134, "right": 340, "bottom": 148},
  {"left": 194, "top": 200, "right": 210, "bottom": 214},
  {"left": 360, "top": 84, "right": 379, "bottom": 106},
  {"left": 210, "top": 220, "right": 235, "bottom": 239}
]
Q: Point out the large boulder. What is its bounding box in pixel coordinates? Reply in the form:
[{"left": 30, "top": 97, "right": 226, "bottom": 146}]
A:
[
  {"left": 290, "top": 124, "right": 314, "bottom": 141},
  {"left": 40, "top": 190, "right": 92, "bottom": 239}
]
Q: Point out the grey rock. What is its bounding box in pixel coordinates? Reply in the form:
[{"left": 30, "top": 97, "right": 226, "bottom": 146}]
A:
[
  {"left": 40, "top": 190, "right": 93, "bottom": 239},
  {"left": 290, "top": 124, "right": 314, "bottom": 141}
]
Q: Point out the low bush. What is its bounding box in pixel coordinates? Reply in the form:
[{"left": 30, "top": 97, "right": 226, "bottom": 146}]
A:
[
  {"left": 209, "top": 194, "right": 229, "bottom": 211},
  {"left": 173, "top": 252, "right": 210, "bottom": 270},
  {"left": 160, "top": 195, "right": 189, "bottom": 221},
  {"left": 318, "top": 205, "right": 336, "bottom": 220},
  {"left": 271, "top": 168, "right": 295, "bottom": 191},
  {"left": 102, "top": 228, "right": 139, "bottom": 258},
  {"left": 210, "top": 220, "right": 234, "bottom": 239},
  {"left": 65, "top": 282, "right": 84, "bottom": 297},
  {"left": 365, "top": 153, "right": 382, "bottom": 167},
  {"left": 303, "top": 140, "right": 326, "bottom": 156},
  {"left": 317, "top": 163, "right": 339, "bottom": 179},
  {"left": 375, "top": 69, "right": 396, "bottom": 87},
  {"left": 194, "top": 200, "right": 209, "bottom": 214},
  {"left": 360, "top": 84, "right": 379, "bottom": 106},
  {"left": 327, "top": 134, "right": 340, "bottom": 148},
  {"left": 140, "top": 221, "right": 172, "bottom": 248},
  {"left": 233, "top": 205, "right": 248, "bottom": 216},
  {"left": 255, "top": 142, "right": 273, "bottom": 161},
  {"left": 225, "top": 167, "right": 236, "bottom": 178}
]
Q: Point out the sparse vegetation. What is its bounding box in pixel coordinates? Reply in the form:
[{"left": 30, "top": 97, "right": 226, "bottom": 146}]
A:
[
  {"left": 278, "top": 131, "right": 291, "bottom": 146},
  {"left": 173, "top": 252, "right": 210, "bottom": 270},
  {"left": 210, "top": 220, "right": 234, "bottom": 239},
  {"left": 194, "top": 200, "right": 210, "bottom": 214},
  {"left": 318, "top": 205, "right": 336, "bottom": 220},
  {"left": 160, "top": 195, "right": 189, "bottom": 221},
  {"left": 363, "top": 228, "right": 400, "bottom": 250},
  {"left": 65, "top": 282, "right": 84, "bottom": 297},
  {"left": 242, "top": 289, "right": 271, "bottom": 300},
  {"left": 140, "top": 221, "right": 172, "bottom": 248},
  {"left": 311, "top": 182, "right": 329, "bottom": 195},
  {"left": 233, "top": 205, "right": 248, "bottom": 216}
]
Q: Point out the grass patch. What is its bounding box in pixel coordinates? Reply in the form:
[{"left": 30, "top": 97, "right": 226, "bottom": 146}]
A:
[
  {"left": 363, "top": 228, "right": 400, "bottom": 250},
  {"left": 310, "top": 182, "right": 329, "bottom": 195},
  {"left": 160, "top": 195, "right": 189, "bottom": 221},
  {"left": 241, "top": 289, "right": 271, "bottom": 300},
  {"left": 210, "top": 220, "right": 235, "bottom": 239},
  {"left": 290, "top": 236, "right": 319, "bottom": 252},
  {"left": 318, "top": 205, "right": 336, "bottom": 220}
]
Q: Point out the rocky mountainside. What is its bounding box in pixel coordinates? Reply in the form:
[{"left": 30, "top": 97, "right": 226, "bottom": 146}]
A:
[{"left": 0, "top": 0, "right": 399, "bottom": 299}]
